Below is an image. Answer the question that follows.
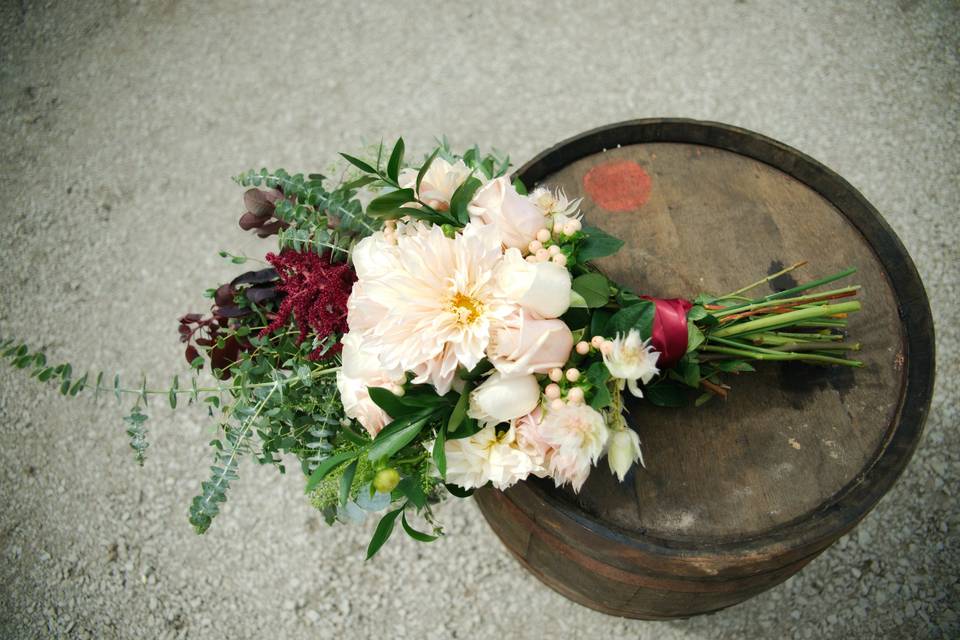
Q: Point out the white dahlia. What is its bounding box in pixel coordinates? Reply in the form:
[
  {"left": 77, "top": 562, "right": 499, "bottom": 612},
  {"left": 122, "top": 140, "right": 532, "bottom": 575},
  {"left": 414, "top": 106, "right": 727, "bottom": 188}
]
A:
[
  {"left": 347, "top": 221, "right": 515, "bottom": 395},
  {"left": 444, "top": 425, "right": 539, "bottom": 490}
]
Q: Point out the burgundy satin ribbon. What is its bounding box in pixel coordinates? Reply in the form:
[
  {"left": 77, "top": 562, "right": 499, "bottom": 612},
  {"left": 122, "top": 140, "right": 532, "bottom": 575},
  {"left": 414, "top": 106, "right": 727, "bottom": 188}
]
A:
[{"left": 641, "top": 296, "right": 693, "bottom": 369}]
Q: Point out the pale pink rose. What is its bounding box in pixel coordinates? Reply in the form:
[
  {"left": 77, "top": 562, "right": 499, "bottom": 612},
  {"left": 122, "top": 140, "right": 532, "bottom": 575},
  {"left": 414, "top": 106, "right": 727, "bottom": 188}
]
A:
[
  {"left": 399, "top": 157, "right": 472, "bottom": 211},
  {"left": 468, "top": 176, "right": 546, "bottom": 250},
  {"left": 495, "top": 247, "right": 571, "bottom": 319},
  {"left": 336, "top": 332, "right": 405, "bottom": 437},
  {"left": 467, "top": 371, "right": 541, "bottom": 427},
  {"left": 488, "top": 310, "right": 573, "bottom": 375}
]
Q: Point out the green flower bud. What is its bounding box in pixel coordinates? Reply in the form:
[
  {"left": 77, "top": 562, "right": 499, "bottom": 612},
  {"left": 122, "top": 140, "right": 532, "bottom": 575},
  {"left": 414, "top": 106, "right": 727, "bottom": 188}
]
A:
[{"left": 373, "top": 468, "right": 400, "bottom": 493}]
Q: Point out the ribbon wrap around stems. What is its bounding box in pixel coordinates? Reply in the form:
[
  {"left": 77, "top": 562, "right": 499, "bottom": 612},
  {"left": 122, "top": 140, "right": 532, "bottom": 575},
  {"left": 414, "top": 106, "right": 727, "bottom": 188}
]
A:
[{"left": 641, "top": 297, "right": 693, "bottom": 369}]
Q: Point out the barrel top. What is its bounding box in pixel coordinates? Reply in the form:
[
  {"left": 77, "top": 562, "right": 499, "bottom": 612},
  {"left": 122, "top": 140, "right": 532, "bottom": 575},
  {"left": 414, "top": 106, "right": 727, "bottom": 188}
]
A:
[{"left": 519, "top": 119, "right": 933, "bottom": 546}]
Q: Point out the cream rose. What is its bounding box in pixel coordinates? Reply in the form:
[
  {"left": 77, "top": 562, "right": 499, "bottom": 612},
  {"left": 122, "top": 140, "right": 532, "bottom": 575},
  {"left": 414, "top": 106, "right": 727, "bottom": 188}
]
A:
[
  {"left": 495, "top": 247, "right": 571, "bottom": 319},
  {"left": 467, "top": 371, "right": 541, "bottom": 427},
  {"left": 398, "top": 157, "right": 472, "bottom": 211},
  {"left": 335, "top": 332, "right": 405, "bottom": 437},
  {"left": 468, "top": 176, "right": 546, "bottom": 250},
  {"left": 488, "top": 310, "right": 573, "bottom": 376}
]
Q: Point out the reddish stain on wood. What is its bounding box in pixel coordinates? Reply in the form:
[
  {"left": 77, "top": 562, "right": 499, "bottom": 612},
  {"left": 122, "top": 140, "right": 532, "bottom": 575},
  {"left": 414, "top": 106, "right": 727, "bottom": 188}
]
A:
[{"left": 583, "top": 160, "right": 652, "bottom": 212}]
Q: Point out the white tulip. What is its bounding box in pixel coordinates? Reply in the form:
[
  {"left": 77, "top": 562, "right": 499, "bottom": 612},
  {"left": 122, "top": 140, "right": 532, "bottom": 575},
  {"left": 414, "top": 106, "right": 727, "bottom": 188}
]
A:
[
  {"left": 607, "top": 427, "right": 644, "bottom": 481},
  {"left": 467, "top": 371, "right": 541, "bottom": 427},
  {"left": 495, "top": 248, "right": 571, "bottom": 319}
]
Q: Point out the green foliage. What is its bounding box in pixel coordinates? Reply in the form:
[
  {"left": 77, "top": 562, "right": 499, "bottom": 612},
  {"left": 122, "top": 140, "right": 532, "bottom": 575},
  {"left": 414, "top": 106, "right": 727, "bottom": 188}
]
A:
[
  {"left": 123, "top": 408, "right": 149, "bottom": 465},
  {"left": 572, "top": 273, "right": 611, "bottom": 308},
  {"left": 577, "top": 225, "right": 624, "bottom": 262}
]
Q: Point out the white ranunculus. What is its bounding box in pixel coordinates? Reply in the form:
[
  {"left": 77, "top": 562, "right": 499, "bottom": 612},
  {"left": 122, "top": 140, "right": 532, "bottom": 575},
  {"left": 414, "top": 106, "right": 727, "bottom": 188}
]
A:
[
  {"left": 602, "top": 329, "right": 661, "bottom": 398},
  {"left": 336, "top": 332, "right": 406, "bottom": 437},
  {"left": 444, "top": 425, "right": 539, "bottom": 490},
  {"left": 495, "top": 247, "right": 571, "bottom": 319},
  {"left": 467, "top": 371, "right": 541, "bottom": 427},
  {"left": 398, "top": 157, "right": 472, "bottom": 211},
  {"left": 607, "top": 427, "right": 644, "bottom": 481},
  {"left": 488, "top": 310, "right": 573, "bottom": 376},
  {"left": 468, "top": 176, "right": 546, "bottom": 250},
  {"left": 539, "top": 403, "right": 609, "bottom": 492}
]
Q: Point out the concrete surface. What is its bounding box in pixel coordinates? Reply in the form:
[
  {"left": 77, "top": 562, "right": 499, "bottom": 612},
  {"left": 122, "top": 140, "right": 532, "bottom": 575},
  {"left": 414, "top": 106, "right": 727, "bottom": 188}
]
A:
[{"left": 0, "top": 1, "right": 957, "bottom": 638}]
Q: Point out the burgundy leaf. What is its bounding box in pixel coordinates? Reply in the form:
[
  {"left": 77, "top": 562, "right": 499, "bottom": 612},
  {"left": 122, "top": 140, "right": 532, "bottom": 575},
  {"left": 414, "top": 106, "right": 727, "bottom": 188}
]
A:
[
  {"left": 255, "top": 220, "right": 288, "bottom": 238},
  {"left": 243, "top": 188, "right": 276, "bottom": 219},
  {"left": 231, "top": 268, "right": 278, "bottom": 287},
  {"left": 214, "top": 283, "right": 236, "bottom": 307},
  {"left": 213, "top": 305, "right": 252, "bottom": 319},
  {"left": 185, "top": 344, "right": 200, "bottom": 365},
  {"left": 246, "top": 285, "right": 278, "bottom": 306},
  {"left": 239, "top": 211, "right": 267, "bottom": 230}
]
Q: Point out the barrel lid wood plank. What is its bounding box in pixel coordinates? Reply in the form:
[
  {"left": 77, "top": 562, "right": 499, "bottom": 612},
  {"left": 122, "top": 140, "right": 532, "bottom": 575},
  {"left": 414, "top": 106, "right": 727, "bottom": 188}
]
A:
[{"left": 473, "top": 119, "right": 935, "bottom": 619}]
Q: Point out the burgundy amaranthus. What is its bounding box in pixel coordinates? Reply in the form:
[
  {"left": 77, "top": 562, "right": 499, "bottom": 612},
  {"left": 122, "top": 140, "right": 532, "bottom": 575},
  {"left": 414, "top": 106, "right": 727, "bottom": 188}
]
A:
[{"left": 261, "top": 250, "right": 356, "bottom": 360}]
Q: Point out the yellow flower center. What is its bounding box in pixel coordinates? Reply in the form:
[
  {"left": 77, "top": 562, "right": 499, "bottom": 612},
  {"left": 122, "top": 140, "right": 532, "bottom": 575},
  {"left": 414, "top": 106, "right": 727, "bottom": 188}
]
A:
[{"left": 449, "top": 292, "right": 483, "bottom": 326}]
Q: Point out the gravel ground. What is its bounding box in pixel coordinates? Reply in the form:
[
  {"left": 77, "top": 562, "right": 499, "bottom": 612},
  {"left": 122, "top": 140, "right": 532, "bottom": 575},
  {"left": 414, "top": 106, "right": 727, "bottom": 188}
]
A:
[{"left": 0, "top": 1, "right": 957, "bottom": 638}]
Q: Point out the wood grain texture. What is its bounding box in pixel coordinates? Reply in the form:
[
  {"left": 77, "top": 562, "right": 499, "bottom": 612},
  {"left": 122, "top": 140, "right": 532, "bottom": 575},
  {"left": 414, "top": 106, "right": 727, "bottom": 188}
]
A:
[{"left": 473, "top": 119, "right": 935, "bottom": 619}]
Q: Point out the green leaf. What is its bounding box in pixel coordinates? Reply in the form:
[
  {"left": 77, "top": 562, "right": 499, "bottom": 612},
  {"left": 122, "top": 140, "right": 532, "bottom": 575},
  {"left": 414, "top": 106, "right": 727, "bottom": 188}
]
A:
[
  {"left": 645, "top": 382, "right": 689, "bottom": 407},
  {"left": 416, "top": 148, "right": 441, "bottom": 193},
  {"left": 585, "top": 361, "right": 612, "bottom": 410},
  {"left": 402, "top": 511, "right": 439, "bottom": 542},
  {"left": 447, "top": 389, "right": 469, "bottom": 433},
  {"left": 367, "top": 386, "right": 413, "bottom": 419},
  {"left": 343, "top": 175, "right": 378, "bottom": 190},
  {"left": 367, "top": 414, "right": 430, "bottom": 462},
  {"left": 338, "top": 459, "right": 358, "bottom": 507},
  {"left": 674, "top": 355, "right": 701, "bottom": 388},
  {"left": 366, "top": 507, "right": 404, "bottom": 559},
  {"left": 445, "top": 483, "right": 474, "bottom": 498},
  {"left": 590, "top": 309, "right": 612, "bottom": 338},
  {"left": 168, "top": 375, "right": 179, "bottom": 409},
  {"left": 305, "top": 450, "right": 357, "bottom": 493},
  {"left": 606, "top": 300, "right": 656, "bottom": 339},
  {"left": 687, "top": 305, "right": 708, "bottom": 321},
  {"left": 568, "top": 290, "right": 588, "bottom": 309},
  {"left": 572, "top": 273, "right": 610, "bottom": 308},
  {"left": 433, "top": 425, "right": 447, "bottom": 478},
  {"left": 367, "top": 189, "right": 416, "bottom": 216},
  {"left": 687, "top": 323, "right": 706, "bottom": 353},
  {"left": 397, "top": 475, "right": 427, "bottom": 509},
  {"left": 714, "top": 360, "right": 756, "bottom": 373},
  {"left": 340, "top": 153, "right": 378, "bottom": 175},
  {"left": 387, "top": 137, "right": 405, "bottom": 183},
  {"left": 449, "top": 176, "right": 482, "bottom": 225},
  {"left": 512, "top": 177, "right": 527, "bottom": 195},
  {"left": 578, "top": 225, "right": 624, "bottom": 262}
]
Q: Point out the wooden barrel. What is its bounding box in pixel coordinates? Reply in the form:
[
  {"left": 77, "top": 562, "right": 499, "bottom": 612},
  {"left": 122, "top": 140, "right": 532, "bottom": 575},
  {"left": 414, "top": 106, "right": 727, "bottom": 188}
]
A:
[{"left": 473, "top": 119, "right": 935, "bottom": 619}]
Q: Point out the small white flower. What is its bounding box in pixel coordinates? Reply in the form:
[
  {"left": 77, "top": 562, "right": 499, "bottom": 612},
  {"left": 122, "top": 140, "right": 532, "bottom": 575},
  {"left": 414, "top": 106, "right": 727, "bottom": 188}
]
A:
[
  {"left": 602, "top": 329, "right": 660, "bottom": 398},
  {"left": 529, "top": 186, "right": 582, "bottom": 226},
  {"left": 606, "top": 427, "right": 644, "bottom": 481},
  {"left": 539, "top": 403, "right": 609, "bottom": 492},
  {"left": 444, "top": 425, "right": 539, "bottom": 490}
]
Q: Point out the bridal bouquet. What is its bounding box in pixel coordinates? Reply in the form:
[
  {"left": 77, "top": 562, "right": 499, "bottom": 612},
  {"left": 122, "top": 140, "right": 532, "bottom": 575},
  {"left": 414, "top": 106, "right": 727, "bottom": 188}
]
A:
[{"left": 1, "top": 139, "right": 864, "bottom": 557}]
